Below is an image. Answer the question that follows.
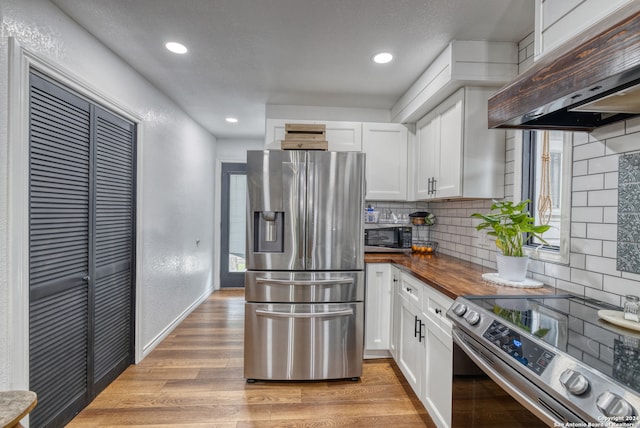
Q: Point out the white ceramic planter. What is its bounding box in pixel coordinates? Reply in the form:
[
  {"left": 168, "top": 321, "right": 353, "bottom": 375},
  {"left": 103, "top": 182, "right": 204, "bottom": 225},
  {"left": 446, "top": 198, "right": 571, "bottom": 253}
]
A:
[{"left": 496, "top": 254, "right": 529, "bottom": 282}]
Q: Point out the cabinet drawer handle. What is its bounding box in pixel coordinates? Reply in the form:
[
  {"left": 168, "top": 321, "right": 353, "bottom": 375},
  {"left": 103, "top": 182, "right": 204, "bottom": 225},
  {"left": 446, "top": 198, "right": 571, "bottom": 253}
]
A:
[
  {"left": 419, "top": 320, "right": 425, "bottom": 342},
  {"left": 435, "top": 308, "right": 442, "bottom": 315},
  {"left": 405, "top": 287, "right": 413, "bottom": 294}
]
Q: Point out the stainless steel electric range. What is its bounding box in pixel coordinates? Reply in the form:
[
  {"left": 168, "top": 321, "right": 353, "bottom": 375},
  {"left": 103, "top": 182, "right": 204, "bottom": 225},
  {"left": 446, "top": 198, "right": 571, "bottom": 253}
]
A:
[{"left": 447, "top": 294, "right": 640, "bottom": 427}]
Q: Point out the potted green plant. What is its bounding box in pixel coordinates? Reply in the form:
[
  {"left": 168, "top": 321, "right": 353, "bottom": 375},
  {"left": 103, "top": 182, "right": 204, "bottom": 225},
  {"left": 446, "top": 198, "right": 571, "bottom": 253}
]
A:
[{"left": 471, "top": 200, "right": 550, "bottom": 281}]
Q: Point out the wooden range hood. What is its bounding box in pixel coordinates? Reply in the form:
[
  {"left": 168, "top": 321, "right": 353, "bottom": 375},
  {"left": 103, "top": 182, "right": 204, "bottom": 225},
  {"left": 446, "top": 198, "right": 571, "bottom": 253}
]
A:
[{"left": 488, "top": 6, "right": 640, "bottom": 132}]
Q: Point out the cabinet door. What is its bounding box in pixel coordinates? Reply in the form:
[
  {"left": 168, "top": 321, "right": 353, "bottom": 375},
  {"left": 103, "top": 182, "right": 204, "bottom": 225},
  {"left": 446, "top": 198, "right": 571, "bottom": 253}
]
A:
[
  {"left": 362, "top": 123, "right": 408, "bottom": 200},
  {"left": 423, "top": 315, "right": 453, "bottom": 428},
  {"left": 325, "top": 121, "right": 362, "bottom": 151},
  {"left": 415, "top": 113, "right": 438, "bottom": 200},
  {"left": 389, "top": 266, "right": 401, "bottom": 359},
  {"left": 265, "top": 118, "right": 308, "bottom": 149},
  {"left": 365, "top": 264, "right": 392, "bottom": 356},
  {"left": 434, "top": 90, "right": 463, "bottom": 199},
  {"left": 397, "top": 294, "right": 424, "bottom": 395}
]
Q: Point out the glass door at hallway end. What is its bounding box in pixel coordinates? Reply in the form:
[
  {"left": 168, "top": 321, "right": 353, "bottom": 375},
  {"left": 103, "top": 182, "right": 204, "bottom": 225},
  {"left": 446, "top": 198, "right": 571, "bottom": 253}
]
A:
[{"left": 220, "top": 162, "right": 246, "bottom": 287}]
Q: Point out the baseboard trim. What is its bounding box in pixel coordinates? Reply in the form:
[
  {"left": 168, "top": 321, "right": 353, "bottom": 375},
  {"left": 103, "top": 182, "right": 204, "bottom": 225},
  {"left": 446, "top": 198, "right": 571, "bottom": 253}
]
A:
[{"left": 138, "top": 287, "right": 214, "bottom": 362}]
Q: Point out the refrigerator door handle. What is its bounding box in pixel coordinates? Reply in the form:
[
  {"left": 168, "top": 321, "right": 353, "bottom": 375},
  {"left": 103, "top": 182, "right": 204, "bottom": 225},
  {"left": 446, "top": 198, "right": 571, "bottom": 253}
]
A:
[
  {"left": 255, "top": 308, "right": 354, "bottom": 318},
  {"left": 256, "top": 277, "right": 355, "bottom": 286}
]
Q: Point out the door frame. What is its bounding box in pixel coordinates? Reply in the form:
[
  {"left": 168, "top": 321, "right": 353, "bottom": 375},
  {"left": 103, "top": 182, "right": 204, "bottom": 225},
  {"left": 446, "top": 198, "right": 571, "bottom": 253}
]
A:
[
  {"left": 7, "top": 38, "right": 143, "bottom": 390},
  {"left": 219, "top": 162, "right": 247, "bottom": 287}
]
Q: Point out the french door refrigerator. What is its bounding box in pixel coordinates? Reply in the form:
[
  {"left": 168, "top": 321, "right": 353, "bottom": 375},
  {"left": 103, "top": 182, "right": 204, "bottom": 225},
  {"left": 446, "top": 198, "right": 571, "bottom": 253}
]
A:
[{"left": 244, "top": 149, "right": 365, "bottom": 381}]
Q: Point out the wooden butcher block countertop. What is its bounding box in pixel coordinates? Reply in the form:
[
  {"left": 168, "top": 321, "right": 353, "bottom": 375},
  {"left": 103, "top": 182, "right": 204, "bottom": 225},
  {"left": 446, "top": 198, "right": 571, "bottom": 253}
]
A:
[{"left": 364, "top": 252, "right": 556, "bottom": 300}]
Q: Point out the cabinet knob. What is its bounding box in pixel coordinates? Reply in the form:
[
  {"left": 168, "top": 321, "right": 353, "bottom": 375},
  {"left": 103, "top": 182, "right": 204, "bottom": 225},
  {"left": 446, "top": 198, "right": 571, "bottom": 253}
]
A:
[{"left": 435, "top": 308, "right": 442, "bottom": 315}]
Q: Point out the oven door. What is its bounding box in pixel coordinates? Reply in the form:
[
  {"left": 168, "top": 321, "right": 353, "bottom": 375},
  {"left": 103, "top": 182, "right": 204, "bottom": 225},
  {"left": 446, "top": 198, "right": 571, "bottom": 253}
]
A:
[
  {"left": 452, "top": 328, "right": 582, "bottom": 427},
  {"left": 244, "top": 302, "right": 363, "bottom": 381}
]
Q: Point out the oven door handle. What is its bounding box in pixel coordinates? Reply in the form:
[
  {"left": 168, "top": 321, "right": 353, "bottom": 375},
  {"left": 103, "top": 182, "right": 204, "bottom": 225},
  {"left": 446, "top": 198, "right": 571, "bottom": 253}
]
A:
[
  {"left": 451, "top": 329, "right": 563, "bottom": 426},
  {"left": 256, "top": 277, "right": 354, "bottom": 286},
  {"left": 255, "top": 308, "right": 354, "bottom": 318}
]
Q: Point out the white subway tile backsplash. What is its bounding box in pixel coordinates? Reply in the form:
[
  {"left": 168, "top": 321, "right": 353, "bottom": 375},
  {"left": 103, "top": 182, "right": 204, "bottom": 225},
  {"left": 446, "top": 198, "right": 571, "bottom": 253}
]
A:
[
  {"left": 574, "top": 142, "right": 606, "bottom": 161},
  {"left": 603, "top": 275, "right": 640, "bottom": 296},
  {"left": 573, "top": 160, "right": 588, "bottom": 176},
  {"left": 573, "top": 132, "right": 589, "bottom": 146},
  {"left": 571, "top": 268, "right": 604, "bottom": 289},
  {"left": 556, "top": 279, "right": 585, "bottom": 296},
  {"left": 602, "top": 241, "right": 617, "bottom": 258},
  {"left": 606, "top": 133, "right": 640, "bottom": 155},
  {"left": 571, "top": 207, "right": 603, "bottom": 223},
  {"left": 572, "top": 174, "right": 604, "bottom": 192},
  {"left": 585, "top": 287, "right": 621, "bottom": 307},
  {"left": 585, "top": 255, "right": 620, "bottom": 277},
  {"left": 587, "top": 189, "right": 617, "bottom": 206},
  {"left": 573, "top": 191, "right": 587, "bottom": 207},
  {"left": 545, "top": 263, "right": 571, "bottom": 281},
  {"left": 604, "top": 171, "right": 618, "bottom": 189},
  {"left": 588, "top": 155, "right": 618, "bottom": 174},
  {"left": 571, "top": 222, "right": 587, "bottom": 238},
  {"left": 571, "top": 238, "right": 602, "bottom": 256},
  {"left": 586, "top": 223, "right": 617, "bottom": 241},
  {"left": 570, "top": 253, "right": 586, "bottom": 270},
  {"left": 603, "top": 207, "right": 618, "bottom": 224}
]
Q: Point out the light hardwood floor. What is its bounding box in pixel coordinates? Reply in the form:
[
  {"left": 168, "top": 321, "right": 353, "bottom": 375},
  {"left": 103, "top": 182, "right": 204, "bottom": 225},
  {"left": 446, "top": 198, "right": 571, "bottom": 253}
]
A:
[{"left": 67, "top": 289, "right": 435, "bottom": 427}]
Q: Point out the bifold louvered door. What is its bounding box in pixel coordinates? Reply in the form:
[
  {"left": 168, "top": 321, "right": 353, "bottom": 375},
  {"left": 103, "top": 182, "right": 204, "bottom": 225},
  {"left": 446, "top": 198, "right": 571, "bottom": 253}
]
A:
[{"left": 28, "top": 72, "right": 135, "bottom": 428}]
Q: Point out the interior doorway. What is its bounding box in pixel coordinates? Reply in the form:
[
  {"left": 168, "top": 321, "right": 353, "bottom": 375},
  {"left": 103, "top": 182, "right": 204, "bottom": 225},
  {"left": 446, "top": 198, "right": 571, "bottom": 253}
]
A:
[{"left": 220, "top": 163, "right": 247, "bottom": 287}]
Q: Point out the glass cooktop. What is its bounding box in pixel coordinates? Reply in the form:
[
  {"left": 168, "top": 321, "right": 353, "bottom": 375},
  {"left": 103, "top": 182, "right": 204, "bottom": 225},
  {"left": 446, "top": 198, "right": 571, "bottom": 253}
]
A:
[{"left": 464, "top": 294, "right": 640, "bottom": 395}]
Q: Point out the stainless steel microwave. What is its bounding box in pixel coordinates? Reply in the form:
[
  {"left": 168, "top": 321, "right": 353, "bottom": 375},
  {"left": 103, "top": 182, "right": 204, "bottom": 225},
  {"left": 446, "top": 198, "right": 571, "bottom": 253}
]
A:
[{"left": 364, "top": 226, "right": 412, "bottom": 251}]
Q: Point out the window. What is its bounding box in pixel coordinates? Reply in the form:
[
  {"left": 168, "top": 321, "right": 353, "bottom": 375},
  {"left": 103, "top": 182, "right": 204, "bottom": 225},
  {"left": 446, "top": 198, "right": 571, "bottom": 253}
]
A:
[{"left": 520, "top": 130, "right": 573, "bottom": 263}]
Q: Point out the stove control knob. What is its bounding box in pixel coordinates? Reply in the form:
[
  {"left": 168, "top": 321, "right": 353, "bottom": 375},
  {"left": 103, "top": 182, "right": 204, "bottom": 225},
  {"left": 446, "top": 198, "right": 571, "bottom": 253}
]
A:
[
  {"left": 596, "top": 391, "right": 635, "bottom": 420},
  {"left": 464, "top": 310, "right": 480, "bottom": 326},
  {"left": 559, "top": 369, "right": 589, "bottom": 395},
  {"left": 452, "top": 303, "right": 467, "bottom": 317}
]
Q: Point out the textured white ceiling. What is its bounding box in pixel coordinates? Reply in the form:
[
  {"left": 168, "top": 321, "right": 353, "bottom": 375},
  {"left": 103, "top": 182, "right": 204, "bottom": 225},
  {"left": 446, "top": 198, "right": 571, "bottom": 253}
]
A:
[{"left": 50, "top": 0, "right": 534, "bottom": 139}]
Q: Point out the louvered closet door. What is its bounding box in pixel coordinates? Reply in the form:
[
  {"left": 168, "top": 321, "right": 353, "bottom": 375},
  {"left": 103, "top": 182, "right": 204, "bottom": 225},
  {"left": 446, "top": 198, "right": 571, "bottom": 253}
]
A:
[
  {"left": 92, "top": 106, "right": 135, "bottom": 391},
  {"left": 28, "top": 73, "right": 135, "bottom": 427},
  {"left": 29, "top": 73, "right": 92, "bottom": 428}
]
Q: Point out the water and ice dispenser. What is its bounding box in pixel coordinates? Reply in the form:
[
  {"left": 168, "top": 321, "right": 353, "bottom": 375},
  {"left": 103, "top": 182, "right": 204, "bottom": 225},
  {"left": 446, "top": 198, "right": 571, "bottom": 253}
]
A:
[{"left": 253, "top": 211, "right": 284, "bottom": 253}]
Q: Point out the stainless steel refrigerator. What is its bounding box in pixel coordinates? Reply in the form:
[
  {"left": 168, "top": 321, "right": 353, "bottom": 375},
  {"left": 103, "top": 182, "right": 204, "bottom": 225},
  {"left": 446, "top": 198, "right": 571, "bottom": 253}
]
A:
[{"left": 244, "top": 149, "right": 365, "bottom": 381}]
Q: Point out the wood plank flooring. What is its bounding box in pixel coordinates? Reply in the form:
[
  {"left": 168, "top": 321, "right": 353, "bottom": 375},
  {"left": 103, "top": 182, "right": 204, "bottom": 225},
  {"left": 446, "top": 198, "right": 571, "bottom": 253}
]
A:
[{"left": 67, "top": 289, "right": 435, "bottom": 427}]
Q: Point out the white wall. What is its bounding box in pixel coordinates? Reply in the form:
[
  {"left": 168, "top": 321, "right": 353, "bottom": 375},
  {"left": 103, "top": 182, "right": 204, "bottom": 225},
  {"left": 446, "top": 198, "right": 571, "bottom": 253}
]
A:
[{"left": 0, "top": 0, "right": 217, "bottom": 389}]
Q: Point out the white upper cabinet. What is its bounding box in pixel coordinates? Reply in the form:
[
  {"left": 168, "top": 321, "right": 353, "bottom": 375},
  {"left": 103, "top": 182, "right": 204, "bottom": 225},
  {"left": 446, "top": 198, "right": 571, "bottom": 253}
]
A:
[
  {"left": 265, "top": 118, "right": 362, "bottom": 151},
  {"left": 324, "top": 121, "right": 363, "bottom": 152},
  {"left": 535, "top": 0, "right": 635, "bottom": 59},
  {"left": 362, "top": 123, "right": 409, "bottom": 201},
  {"left": 414, "top": 87, "right": 504, "bottom": 201}
]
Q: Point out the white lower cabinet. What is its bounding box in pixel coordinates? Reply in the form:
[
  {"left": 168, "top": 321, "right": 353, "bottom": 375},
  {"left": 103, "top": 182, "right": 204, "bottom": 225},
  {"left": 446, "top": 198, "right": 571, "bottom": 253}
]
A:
[
  {"left": 422, "top": 280, "right": 454, "bottom": 428},
  {"left": 423, "top": 313, "right": 453, "bottom": 428},
  {"left": 364, "top": 264, "right": 392, "bottom": 358},
  {"left": 365, "top": 264, "right": 455, "bottom": 427},
  {"left": 397, "top": 271, "right": 454, "bottom": 428},
  {"left": 396, "top": 273, "right": 425, "bottom": 395}
]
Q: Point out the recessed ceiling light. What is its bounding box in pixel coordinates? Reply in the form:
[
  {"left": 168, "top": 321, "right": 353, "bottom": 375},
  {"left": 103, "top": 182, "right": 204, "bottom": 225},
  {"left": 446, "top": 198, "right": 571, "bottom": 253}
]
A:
[
  {"left": 165, "top": 42, "right": 188, "bottom": 54},
  {"left": 225, "top": 117, "right": 238, "bottom": 123},
  {"left": 372, "top": 52, "right": 393, "bottom": 64}
]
